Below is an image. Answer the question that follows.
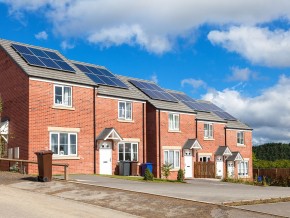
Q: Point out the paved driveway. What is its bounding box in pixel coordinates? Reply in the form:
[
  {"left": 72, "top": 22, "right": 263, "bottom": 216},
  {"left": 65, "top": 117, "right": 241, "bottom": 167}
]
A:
[{"left": 66, "top": 175, "right": 290, "bottom": 204}]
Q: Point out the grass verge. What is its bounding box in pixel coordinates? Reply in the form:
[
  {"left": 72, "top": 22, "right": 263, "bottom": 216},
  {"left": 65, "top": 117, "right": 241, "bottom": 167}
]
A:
[{"left": 224, "top": 197, "right": 290, "bottom": 206}]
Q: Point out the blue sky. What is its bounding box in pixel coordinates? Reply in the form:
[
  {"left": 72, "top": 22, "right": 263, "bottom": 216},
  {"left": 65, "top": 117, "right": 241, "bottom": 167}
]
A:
[{"left": 1, "top": 1, "right": 290, "bottom": 145}]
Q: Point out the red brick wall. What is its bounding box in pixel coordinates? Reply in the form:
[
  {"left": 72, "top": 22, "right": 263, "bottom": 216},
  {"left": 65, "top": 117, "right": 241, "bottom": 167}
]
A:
[
  {"left": 95, "top": 96, "right": 145, "bottom": 175},
  {"left": 28, "top": 80, "right": 95, "bottom": 174},
  {"left": 0, "top": 48, "right": 29, "bottom": 170},
  {"left": 226, "top": 129, "right": 253, "bottom": 179},
  {"left": 196, "top": 121, "right": 226, "bottom": 162}
]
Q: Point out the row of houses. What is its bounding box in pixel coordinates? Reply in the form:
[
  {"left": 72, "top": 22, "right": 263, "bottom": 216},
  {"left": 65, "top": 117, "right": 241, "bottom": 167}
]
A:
[{"left": 0, "top": 39, "right": 253, "bottom": 180}]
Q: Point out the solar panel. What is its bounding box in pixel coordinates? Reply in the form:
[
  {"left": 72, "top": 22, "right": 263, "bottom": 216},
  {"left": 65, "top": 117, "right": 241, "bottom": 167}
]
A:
[
  {"left": 213, "top": 111, "right": 236, "bottom": 121},
  {"left": 11, "top": 43, "right": 75, "bottom": 73},
  {"left": 74, "top": 63, "right": 128, "bottom": 89},
  {"left": 129, "top": 79, "right": 178, "bottom": 102}
]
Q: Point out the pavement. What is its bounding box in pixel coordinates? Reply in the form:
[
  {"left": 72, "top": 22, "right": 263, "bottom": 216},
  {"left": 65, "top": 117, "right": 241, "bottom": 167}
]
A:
[
  {"left": 0, "top": 185, "right": 137, "bottom": 218},
  {"left": 66, "top": 175, "right": 290, "bottom": 204}
]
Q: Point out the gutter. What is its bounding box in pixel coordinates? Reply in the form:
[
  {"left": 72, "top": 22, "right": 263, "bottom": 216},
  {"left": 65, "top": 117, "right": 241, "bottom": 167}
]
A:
[
  {"left": 158, "top": 110, "right": 161, "bottom": 178},
  {"left": 93, "top": 87, "right": 97, "bottom": 174}
]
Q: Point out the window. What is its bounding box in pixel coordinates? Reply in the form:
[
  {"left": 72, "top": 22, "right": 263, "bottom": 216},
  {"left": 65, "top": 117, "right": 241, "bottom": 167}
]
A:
[
  {"left": 50, "top": 132, "right": 77, "bottom": 156},
  {"left": 237, "top": 131, "right": 244, "bottom": 145},
  {"left": 118, "top": 101, "right": 132, "bottom": 120},
  {"left": 164, "top": 150, "right": 180, "bottom": 168},
  {"left": 118, "top": 142, "right": 138, "bottom": 161},
  {"left": 238, "top": 160, "right": 249, "bottom": 177},
  {"left": 54, "top": 85, "right": 72, "bottom": 107},
  {"left": 169, "top": 113, "right": 180, "bottom": 131},
  {"left": 199, "top": 156, "right": 211, "bottom": 162},
  {"left": 204, "top": 123, "right": 213, "bottom": 139}
]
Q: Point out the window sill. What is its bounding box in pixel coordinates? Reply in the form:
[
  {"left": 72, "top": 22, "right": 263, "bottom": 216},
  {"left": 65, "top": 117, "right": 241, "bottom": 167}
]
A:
[
  {"left": 204, "top": 138, "right": 214, "bottom": 141},
  {"left": 118, "top": 119, "right": 134, "bottom": 123},
  {"left": 168, "top": 130, "right": 181, "bottom": 133},
  {"left": 52, "top": 105, "right": 75, "bottom": 111},
  {"left": 237, "top": 144, "right": 246, "bottom": 147},
  {"left": 169, "top": 168, "right": 180, "bottom": 172},
  {"left": 238, "top": 175, "right": 249, "bottom": 179},
  {"left": 53, "top": 156, "right": 80, "bottom": 160}
]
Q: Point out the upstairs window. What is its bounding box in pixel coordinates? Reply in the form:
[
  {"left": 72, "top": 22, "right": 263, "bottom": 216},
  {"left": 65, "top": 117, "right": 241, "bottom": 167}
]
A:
[
  {"left": 118, "top": 101, "right": 132, "bottom": 120},
  {"left": 169, "top": 113, "right": 180, "bottom": 131},
  {"left": 237, "top": 131, "right": 244, "bottom": 145},
  {"left": 50, "top": 132, "right": 77, "bottom": 156},
  {"left": 204, "top": 123, "right": 213, "bottom": 139},
  {"left": 54, "top": 85, "right": 72, "bottom": 107}
]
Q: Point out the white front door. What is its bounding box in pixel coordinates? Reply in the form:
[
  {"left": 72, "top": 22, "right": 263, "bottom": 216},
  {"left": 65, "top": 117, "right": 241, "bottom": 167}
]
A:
[
  {"left": 227, "top": 161, "right": 234, "bottom": 178},
  {"left": 99, "top": 141, "right": 112, "bottom": 175},
  {"left": 184, "top": 150, "right": 193, "bottom": 178},
  {"left": 216, "top": 156, "right": 223, "bottom": 178}
]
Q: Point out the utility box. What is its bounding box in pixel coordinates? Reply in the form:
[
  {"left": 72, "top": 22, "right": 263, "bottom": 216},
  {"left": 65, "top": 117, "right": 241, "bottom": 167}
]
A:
[
  {"left": 119, "top": 161, "right": 130, "bottom": 176},
  {"left": 35, "top": 150, "right": 53, "bottom": 182}
]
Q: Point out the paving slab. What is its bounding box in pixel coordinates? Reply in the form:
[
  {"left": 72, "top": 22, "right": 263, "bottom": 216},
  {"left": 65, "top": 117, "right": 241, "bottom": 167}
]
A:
[{"left": 65, "top": 175, "right": 290, "bottom": 204}]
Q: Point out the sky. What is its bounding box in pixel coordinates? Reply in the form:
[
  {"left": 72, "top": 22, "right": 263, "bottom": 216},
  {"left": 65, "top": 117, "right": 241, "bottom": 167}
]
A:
[{"left": 0, "top": 0, "right": 290, "bottom": 145}]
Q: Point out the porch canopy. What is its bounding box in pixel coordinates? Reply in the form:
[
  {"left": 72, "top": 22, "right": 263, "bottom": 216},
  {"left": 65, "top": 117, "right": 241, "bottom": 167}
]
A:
[
  {"left": 215, "top": 146, "right": 232, "bottom": 157},
  {"left": 0, "top": 120, "right": 9, "bottom": 143},
  {"left": 226, "top": 151, "right": 243, "bottom": 162},
  {"left": 96, "top": 127, "right": 123, "bottom": 141},
  {"left": 183, "top": 139, "right": 202, "bottom": 150}
]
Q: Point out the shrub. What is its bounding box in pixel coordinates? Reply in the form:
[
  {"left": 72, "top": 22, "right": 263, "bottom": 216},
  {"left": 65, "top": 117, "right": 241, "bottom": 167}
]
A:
[
  {"left": 144, "top": 168, "right": 154, "bottom": 181},
  {"left": 161, "top": 163, "right": 172, "bottom": 179},
  {"left": 177, "top": 169, "right": 184, "bottom": 182}
]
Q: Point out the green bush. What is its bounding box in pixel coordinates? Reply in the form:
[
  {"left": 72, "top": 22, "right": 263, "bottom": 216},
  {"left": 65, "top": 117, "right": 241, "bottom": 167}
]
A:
[
  {"left": 144, "top": 168, "right": 154, "bottom": 181},
  {"left": 161, "top": 163, "right": 172, "bottom": 179},
  {"left": 177, "top": 169, "right": 184, "bottom": 182}
]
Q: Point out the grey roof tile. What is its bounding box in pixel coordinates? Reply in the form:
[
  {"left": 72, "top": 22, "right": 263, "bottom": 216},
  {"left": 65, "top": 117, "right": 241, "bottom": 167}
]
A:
[
  {"left": 227, "top": 151, "right": 243, "bottom": 161},
  {"left": 215, "top": 146, "right": 232, "bottom": 156},
  {"left": 183, "top": 139, "right": 202, "bottom": 150}
]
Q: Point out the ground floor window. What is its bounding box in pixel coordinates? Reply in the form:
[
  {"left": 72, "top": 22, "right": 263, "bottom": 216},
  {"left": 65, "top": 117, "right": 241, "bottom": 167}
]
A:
[
  {"left": 50, "top": 132, "right": 77, "bottom": 156},
  {"left": 164, "top": 150, "right": 180, "bottom": 169},
  {"left": 199, "top": 155, "right": 211, "bottom": 162},
  {"left": 118, "top": 142, "right": 138, "bottom": 161},
  {"left": 238, "top": 160, "right": 249, "bottom": 177}
]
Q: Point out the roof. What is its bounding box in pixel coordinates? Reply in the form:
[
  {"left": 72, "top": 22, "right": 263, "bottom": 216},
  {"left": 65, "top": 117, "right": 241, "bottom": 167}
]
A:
[
  {"left": 215, "top": 146, "right": 232, "bottom": 156},
  {"left": 0, "top": 39, "right": 95, "bottom": 86},
  {"left": 72, "top": 61, "right": 146, "bottom": 101},
  {"left": 196, "top": 111, "right": 226, "bottom": 123},
  {"left": 96, "top": 128, "right": 123, "bottom": 141},
  {"left": 227, "top": 152, "right": 243, "bottom": 161},
  {"left": 118, "top": 75, "right": 196, "bottom": 113},
  {"left": 226, "top": 120, "right": 252, "bottom": 130},
  {"left": 183, "top": 139, "right": 202, "bottom": 150}
]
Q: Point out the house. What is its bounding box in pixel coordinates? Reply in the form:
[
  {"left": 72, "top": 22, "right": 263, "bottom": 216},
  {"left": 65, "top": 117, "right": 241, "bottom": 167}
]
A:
[{"left": 0, "top": 39, "right": 253, "bottom": 179}]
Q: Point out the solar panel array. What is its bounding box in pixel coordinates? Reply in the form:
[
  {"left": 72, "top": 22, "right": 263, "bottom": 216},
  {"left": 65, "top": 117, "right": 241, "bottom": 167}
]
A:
[
  {"left": 74, "top": 63, "right": 128, "bottom": 89},
  {"left": 11, "top": 44, "right": 75, "bottom": 73},
  {"left": 129, "top": 80, "right": 178, "bottom": 102},
  {"left": 170, "top": 92, "right": 236, "bottom": 120}
]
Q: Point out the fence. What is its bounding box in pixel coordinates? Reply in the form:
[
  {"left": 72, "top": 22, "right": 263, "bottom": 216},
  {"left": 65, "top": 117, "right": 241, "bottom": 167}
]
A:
[
  {"left": 0, "top": 158, "right": 69, "bottom": 180},
  {"left": 253, "top": 168, "right": 290, "bottom": 179},
  {"left": 194, "top": 162, "right": 215, "bottom": 178}
]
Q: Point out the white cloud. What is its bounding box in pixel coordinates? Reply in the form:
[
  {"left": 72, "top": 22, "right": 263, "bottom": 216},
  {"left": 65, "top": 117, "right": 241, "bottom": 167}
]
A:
[
  {"left": 208, "top": 26, "right": 290, "bottom": 67},
  {"left": 203, "top": 75, "right": 290, "bottom": 144},
  {"left": 35, "top": 31, "right": 48, "bottom": 40},
  {"left": 181, "top": 78, "right": 207, "bottom": 89},
  {"left": 60, "top": 41, "right": 75, "bottom": 50},
  {"left": 3, "top": 0, "right": 290, "bottom": 54},
  {"left": 228, "top": 67, "right": 253, "bottom": 82},
  {"left": 150, "top": 73, "right": 158, "bottom": 84}
]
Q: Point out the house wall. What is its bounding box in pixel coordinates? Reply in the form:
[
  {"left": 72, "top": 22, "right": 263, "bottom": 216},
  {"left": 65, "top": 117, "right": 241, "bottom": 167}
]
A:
[
  {"left": 95, "top": 96, "right": 145, "bottom": 175},
  {"left": 0, "top": 48, "right": 29, "bottom": 170},
  {"left": 159, "top": 111, "right": 196, "bottom": 180},
  {"left": 196, "top": 121, "right": 226, "bottom": 162},
  {"left": 28, "top": 79, "right": 95, "bottom": 174},
  {"left": 226, "top": 129, "right": 253, "bottom": 179}
]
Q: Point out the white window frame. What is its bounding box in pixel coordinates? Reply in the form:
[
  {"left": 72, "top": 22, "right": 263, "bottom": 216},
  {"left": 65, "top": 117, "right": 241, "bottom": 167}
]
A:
[
  {"left": 164, "top": 150, "right": 180, "bottom": 169},
  {"left": 238, "top": 160, "right": 249, "bottom": 177},
  {"left": 169, "top": 113, "right": 180, "bottom": 131},
  {"left": 237, "top": 131, "right": 245, "bottom": 145},
  {"left": 199, "top": 155, "right": 211, "bottom": 162},
  {"left": 54, "top": 85, "right": 72, "bottom": 107},
  {"left": 204, "top": 123, "right": 213, "bottom": 139},
  {"left": 118, "top": 101, "right": 132, "bottom": 120},
  {"left": 50, "top": 132, "right": 77, "bottom": 156},
  {"left": 118, "top": 142, "right": 138, "bottom": 161}
]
